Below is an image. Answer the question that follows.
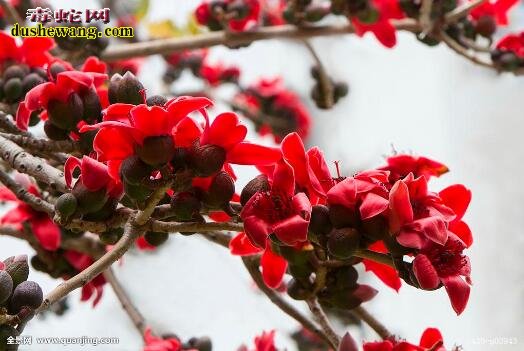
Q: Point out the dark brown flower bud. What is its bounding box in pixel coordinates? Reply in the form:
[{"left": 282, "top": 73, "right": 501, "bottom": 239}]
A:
[
  {"left": 3, "top": 77, "right": 23, "bottom": 102},
  {"left": 48, "top": 93, "right": 84, "bottom": 131},
  {"left": 2, "top": 65, "right": 28, "bottom": 80},
  {"left": 204, "top": 171, "right": 235, "bottom": 208},
  {"left": 49, "top": 62, "right": 68, "bottom": 80},
  {"left": 99, "top": 230, "right": 121, "bottom": 245},
  {"left": 328, "top": 204, "right": 358, "bottom": 228},
  {"left": 22, "top": 73, "right": 45, "bottom": 93},
  {"left": 240, "top": 174, "right": 269, "bottom": 206},
  {"left": 146, "top": 95, "right": 168, "bottom": 107},
  {"left": 309, "top": 205, "right": 332, "bottom": 240},
  {"left": 331, "top": 266, "right": 358, "bottom": 290},
  {"left": 325, "top": 290, "right": 362, "bottom": 310},
  {"left": 327, "top": 228, "right": 361, "bottom": 259},
  {"left": 81, "top": 88, "right": 102, "bottom": 124},
  {"left": 187, "top": 336, "right": 212, "bottom": 351},
  {"left": 170, "top": 192, "right": 201, "bottom": 221},
  {"left": 136, "top": 135, "right": 176, "bottom": 166},
  {"left": 123, "top": 181, "right": 154, "bottom": 203},
  {"left": 475, "top": 15, "right": 497, "bottom": 38},
  {"left": 30, "top": 255, "right": 49, "bottom": 273},
  {"left": 144, "top": 232, "right": 169, "bottom": 247},
  {"left": 188, "top": 144, "right": 226, "bottom": 177},
  {"left": 9, "top": 281, "right": 43, "bottom": 313},
  {"left": 361, "top": 216, "right": 387, "bottom": 241},
  {"left": 72, "top": 182, "right": 108, "bottom": 214},
  {"left": 120, "top": 156, "right": 153, "bottom": 185},
  {"left": 4, "top": 255, "right": 29, "bottom": 288},
  {"left": 0, "top": 270, "right": 13, "bottom": 305},
  {"left": 44, "top": 120, "right": 69, "bottom": 141},
  {"left": 55, "top": 193, "right": 78, "bottom": 220},
  {"left": 287, "top": 278, "right": 312, "bottom": 300},
  {"left": 108, "top": 72, "right": 144, "bottom": 105}
]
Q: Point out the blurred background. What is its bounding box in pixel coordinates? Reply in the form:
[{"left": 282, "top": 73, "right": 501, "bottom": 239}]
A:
[{"left": 1, "top": 0, "right": 524, "bottom": 349}]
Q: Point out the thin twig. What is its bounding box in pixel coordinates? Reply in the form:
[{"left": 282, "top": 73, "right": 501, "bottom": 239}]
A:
[
  {"left": 306, "top": 298, "right": 340, "bottom": 348},
  {"left": 103, "top": 267, "right": 147, "bottom": 335},
  {"left": 199, "top": 230, "right": 232, "bottom": 248},
  {"left": 353, "top": 249, "right": 395, "bottom": 268},
  {"left": 241, "top": 257, "right": 336, "bottom": 349},
  {"left": 303, "top": 40, "right": 334, "bottom": 108},
  {"left": 0, "top": 169, "right": 54, "bottom": 214},
  {"left": 0, "top": 0, "right": 23, "bottom": 25},
  {"left": 351, "top": 306, "right": 393, "bottom": 340},
  {"left": 439, "top": 30, "right": 495, "bottom": 69},
  {"left": 101, "top": 20, "right": 421, "bottom": 61},
  {"left": 0, "top": 111, "right": 27, "bottom": 135},
  {"left": 419, "top": 0, "right": 434, "bottom": 35},
  {"left": 444, "top": 0, "right": 486, "bottom": 24}
]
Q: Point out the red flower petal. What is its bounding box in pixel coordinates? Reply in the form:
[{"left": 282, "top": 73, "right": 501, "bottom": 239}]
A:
[
  {"left": 389, "top": 180, "right": 414, "bottom": 232},
  {"left": 260, "top": 248, "right": 287, "bottom": 289},
  {"left": 439, "top": 184, "right": 471, "bottom": 220},
  {"left": 129, "top": 105, "right": 171, "bottom": 139},
  {"left": 419, "top": 328, "right": 444, "bottom": 349},
  {"left": 0, "top": 186, "right": 17, "bottom": 201},
  {"left": 441, "top": 275, "right": 470, "bottom": 315},
  {"left": 230, "top": 232, "right": 263, "bottom": 256},
  {"left": 31, "top": 215, "right": 61, "bottom": 251},
  {"left": 273, "top": 214, "right": 310, "bottom": 245},
  {"left": 203, "top": 112, "right": 247, "bottom": 150},
  {"left": 339, "top": 332, "right": 359, "bottom": 351},
  {"left": 271, "top": 160, "right": 295, "bottom": 197},
  {"left": 227, "top": 142, "right": 282, "bottom": 166},
  {"left": 327, "top": 178, "right": 357, "bottom": 209},
  {"left": 173, "top": 116, "right": 202, "bottom": 147},
  {"left": 80, "top": 156, "right": 110, "bottom": 192},
  {"left": 449, "top": 220, "right": 473, "bottom": 248},
  {"left": 363, "top": 258, "right": 401, "bottom": 292},
  {"left": 243, "top": 215, "right": 271, "bottom": 249},
  {"left": 93, "top": 127, "right": 135, "bottom": 161},
  {"left": 166, "top": 96, "right": 213, "bottom": 124},
  {"left": 412, "top": 254, "right": 440, "bottom": 290},
  {"left": 360, "top": 192, "right": 389, "bottom": 220},
  {"left": 413, "top": 216, "right": 448, "bottom": 245}
]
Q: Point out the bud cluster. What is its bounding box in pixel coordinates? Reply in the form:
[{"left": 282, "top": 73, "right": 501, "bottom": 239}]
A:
[
  {"left": 0, "top": 64, "right": 47, "bottom": 105},
  {"left": 0, "top": 255, "right": 43, "bottom": 351}
]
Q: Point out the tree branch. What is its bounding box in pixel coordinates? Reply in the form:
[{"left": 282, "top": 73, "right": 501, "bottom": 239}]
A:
[
  {"left": 306, "top": 298, "right": 340, "bottom": 348},
  {"left": 241, "top": 257, "right": 336, "bottom": 349},
  {"left": 353, "top": 249, "right": 395, "bottom": 268},
  {"left": 0, "top": 0, "right": 23, "bottom": 25},
  {"left": 0, "top": 169, "right": 54, "bottom": 214},
  {"left": 439, "top": 30, "right": 495, "bottom": 69},
  {"left": 0, "top": 132, "right": 79, "bottom": 154},
  {"left": 444, "top": 0, "right": 486, "bottom": 24},
  {"left": 304, "top": 40, "right": 334, "bottom": 109},
  {"left": 351, "top": 306, "right": 393, "bottom": 340}
]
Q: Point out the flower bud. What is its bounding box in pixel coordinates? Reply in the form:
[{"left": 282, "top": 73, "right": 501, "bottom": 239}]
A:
[
  {"left": 204, "top": 171, "right": 235, "bottom": 208},
  {"left": 328, "top": 204, "right": 358, "bottom": 229},
  {"left": 22, "top": 73, "right": 46, "bottom": 93},
  {"left": 4, "top": 255, "right": 29, "bottom": 288},
  {"left": 305, "top": 4, "right": 330, "bottom": 22},
  {"left": 187, "top": 336, "right": 212, "bottom": 351},
  {"left": 170, "top": 192, "right": 202, "bottom": 221},
  {"left": 327, "top": 228, "right": 361, "bottom": 259},
  {"left": 9, "top": 281, "right": 43, "bottom": 313},
  {"left": 475, "top": 15, "right": 496, "bottom": 38},
  {"left": 331, "top": 266, "right": 358, "bottom": 290},
  {"left": 320, "top": 290, "right": 362, "bottom": 310},
  {"left": 188, "top": 144, "right": 226, "bottom": 177},
  {"left": 3, "top": 65, "right": 28, "bottom": 80},
  {"left": 48, "top": 93, "right": 84, "bottom": 131},
  {"left": 49, "top": 62, "right": 68, "bottom": 80},
  {"left": 108, "top": 72, "right": 144, "bottom": 105},
  {"left": 334, "top": 82, "right": 349, "bottom": 99},
  {"left": 55, "top": 193, "right": 78, "bottom": 220},
  {"left": 136, "top": 135, "right": 176, "bottom": 166},
  {"left": 240, "top": 175, "right": 269, "bottom": 206},
  {"left": 3, "top": 77, "right": 23, "bottom": 102},
  {"left": 123, "top": 181, "right": 154, "bottom": 203},
  {"left": 44, "top": 120, "right": 70, "bottom": 141},
  {"left": 72, "top": 182, "right": 108, "bottom": 214},
  {"left": 146, "top": 95, "right": 168, "bottom": 107},
  {"left": 144, "top": 232, "right": 169, "bottom": 247},
  {"left": 498, "top": 52, "right": 521, "bottom": 71},
  {"left": 120, "top": 156, "right": 153, "bottom": 185},
  {"left": 99, "top": 230, "right": 121, "bottom": 245},
  {"left": 30, "top": 255, "right": 49, "bottom": 273},
  {"left": 0, "top": 270, "right": 13, "bottom": 305},
  {"left": 81, "top": 88, "right": 102, "bottom": 124},
  {"left": 309, "top": 205, "right": 332, "bottom": 240},
  {"left": 287, "top": 278, "right": 312, "bottom": 300}
]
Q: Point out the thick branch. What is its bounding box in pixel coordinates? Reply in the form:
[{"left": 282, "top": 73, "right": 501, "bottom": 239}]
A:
[
  {"left": 0, "top": 111, "right": 27, "bottom": 135},
  {"left": 242, "top": 257, "right": 335, "bottom": 349},
  {"left": 103, "top": 267, "right": 147, "bottom": 335},
  {"left": 102, "top": 20, "right": 421, "bottom": 61},
  {"left": 0, "top": 169, "right": 54, "bottom": 214},
  {"left": 151, "top": 220, "right": 243, "bottom": 234},
  {"left": 351, "top": 306, "right": 392, "bottom": 340},
  {"left": 0, "top": 133, "right": 78, "bottom": 154},
  {"left": 0, "top": 135, "right": 67, "bottom": 193}
]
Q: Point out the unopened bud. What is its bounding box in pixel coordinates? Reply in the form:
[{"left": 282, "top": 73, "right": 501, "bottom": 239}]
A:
[
  {"left": 188, "top": 336, "right": 213, "bottom": 351},
  {"left": 120, "top": 156, "right": 153, "bottom": 185},
  {"left": 3, "top": 77, "right": 23, "bottom": 102},
  {"left": 309, "top": 205, "right": 332, "bottom": 240},
  {"left": 44, "top": 120, "right": 70, "bottom": 141},
  {"left": 3, "top": 65, "right": 28, "bottom": 80},
  {"left": 0, "top": 270, "right": 13, "bottom": 305},
  {"left": 48, "top": 93, "right": 84, "bottom": 131},
  {"left": 240, "top": 175, "right": 269, "bottom": 206},
  {"left": 475, "top": 15, "right": 496, "bottom": 38},
  {"left": 328, "top": 204, "right": 358, "bottom": 228},
  {"left": 170, "top": 192, "right": 201, "bottom": 221},
  {"left": 188, "top": 144, "right": 226, "bottom": 177},
  {"left": 5, "top": 255, "right": 29, "bottom": 288},
  {"left": 146, "top": 95, "right": 168, "bottom": 107},
  {"left": 22, "top": 73, "right": 46, "bottom": 94},
  {"left": 287, "top": 278, "right": 312, "bottom": 300},
  {"left": 55, "top": 193, "right": 78, "bottom": 220},
  {"left": 49, "top": 62, "right": 68, "bottom": 80},
  {"left": 72, "top": 182, "right": 108, "bottom": 214},
  {"left": 81, "top": 88, "right": 102, "bottom": 124},
  {"left": 205, "top": 171, "right": 235, "bottom": 208},
  {"left": 108, "top": 72, "right": 144, "bottom": 105},
  {"left": 327, "top": 228, "right": 361, "bottom": 259},
  {"left": 144, "top": 232, "right": 169, "bottom": 247},
  {"left": 99, "top": 230, "right": 121, "bottom": 245},
  {"left": 136, "top": 135, "right": 176, "bottom": 166},
  {"left": 9, "top": 281, "right": 43, "bottom": 313}
]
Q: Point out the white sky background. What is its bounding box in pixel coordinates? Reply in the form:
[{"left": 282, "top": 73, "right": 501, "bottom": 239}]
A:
[{"left": 1, "top": 0, "right": 523, "bottom": 350}]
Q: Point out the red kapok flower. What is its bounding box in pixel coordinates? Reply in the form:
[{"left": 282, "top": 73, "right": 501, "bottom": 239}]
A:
[
  {"left": 439, "top": 184, "right": 472, "bottom": 247},
  {"left": 195, "top": 0, "right": 261, "bottom": 32},
  {"left": 63, "top": 250, "right": 106, "bottom": 306},
  {"left": 380, "top": 154, "right": 449, "bottom": 184},
  {"left": 64, "top": 156, "right": 123, "bottom": 199},
  {"left": 363, "top": 327, "right": 446, "bottom": 350},
  {"left": 16, "top": 70, "right": 107, "bottom": 130},
  {"left": 388, "top": 173, "right": 456, "bottom": 249},
  {"left": 469, "top": 0, "right": 518, "bottom": 26},
  {"left": 240, "top": 160, "right": 312, "bottom": 249},
  {"left": 0, "top": 174, "right": 60, "bottom": 251},
  {"left": 351, "top": 0, "right": 405, "bottom": 48},
  {"left": 495, "top": 32, "right": 524, "bottom": 58},
  {"left": 0, "top": 31, "right": 55, "bottom": 68},
  {"left": 238, "top": 330, "right": 277, "bottom": 351},
  {"left": 143, "top": 327, "right": 181, "bottom": 351},
  {"left": 412, "top": 233, "right": 472, "bottom": 315},
  {"left": 199, "top": 61, "right": 240, "bottom": 86},
  {"left": 362, "top": 241, "right": 402, "bottom": 291},
  {"left": 230, "top": 232, "right": 288, "bottom": 288}
]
